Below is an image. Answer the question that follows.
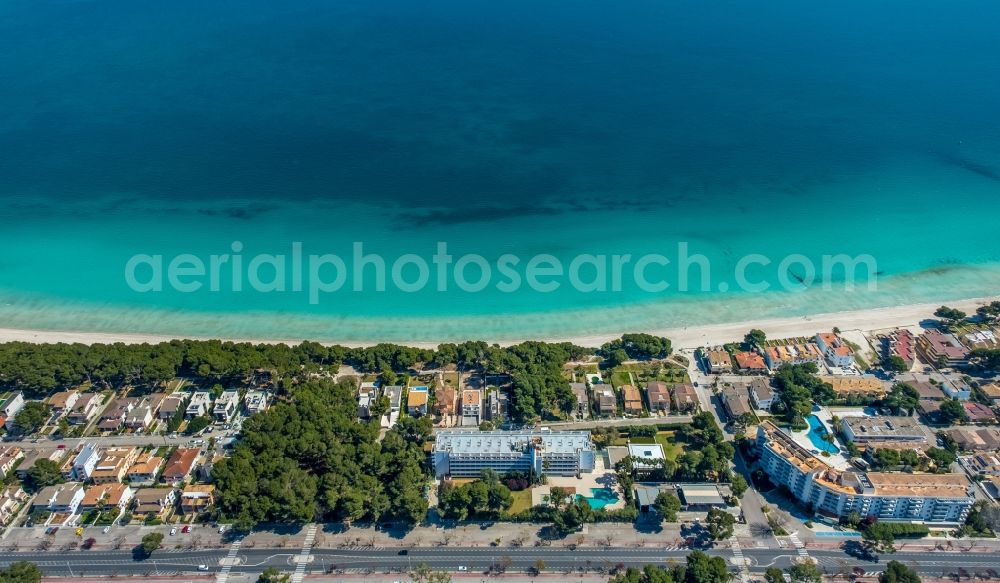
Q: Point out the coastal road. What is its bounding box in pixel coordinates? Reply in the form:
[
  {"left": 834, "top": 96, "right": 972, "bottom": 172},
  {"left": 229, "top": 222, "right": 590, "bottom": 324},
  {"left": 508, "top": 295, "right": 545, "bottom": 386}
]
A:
[{"left": 3, "top": 545, "right": 997, "bottom": 579}]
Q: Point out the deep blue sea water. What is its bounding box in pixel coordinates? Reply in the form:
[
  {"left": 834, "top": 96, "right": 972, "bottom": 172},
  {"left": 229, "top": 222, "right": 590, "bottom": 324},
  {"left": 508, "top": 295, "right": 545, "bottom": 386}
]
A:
[{"left": 1, "top": 0, "right": 999, "bottom": 342}]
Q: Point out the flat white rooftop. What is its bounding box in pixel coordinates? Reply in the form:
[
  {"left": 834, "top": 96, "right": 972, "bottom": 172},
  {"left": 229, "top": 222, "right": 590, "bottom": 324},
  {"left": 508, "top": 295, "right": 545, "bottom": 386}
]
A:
[{"left": 435, "top": 430, "right": 592, "bottom": 455}]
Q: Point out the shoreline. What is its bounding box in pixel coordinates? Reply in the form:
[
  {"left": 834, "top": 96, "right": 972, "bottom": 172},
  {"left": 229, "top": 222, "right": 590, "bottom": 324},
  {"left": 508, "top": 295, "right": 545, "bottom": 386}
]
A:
[{"left": 1, "top": 295, "right": 997, "bottom": 350}]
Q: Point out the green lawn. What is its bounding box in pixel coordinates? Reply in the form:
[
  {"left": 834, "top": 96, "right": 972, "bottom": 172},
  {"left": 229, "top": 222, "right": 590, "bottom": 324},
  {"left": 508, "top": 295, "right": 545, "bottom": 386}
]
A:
[
  {"left": 610, "top": 369, "right": 633, "bottom": 388},
  {"left": 655, "top": 431, "right": 684, "bottom": 462},
  {"left": 508, "top": 489, "right": 533, "bottom": 514}
]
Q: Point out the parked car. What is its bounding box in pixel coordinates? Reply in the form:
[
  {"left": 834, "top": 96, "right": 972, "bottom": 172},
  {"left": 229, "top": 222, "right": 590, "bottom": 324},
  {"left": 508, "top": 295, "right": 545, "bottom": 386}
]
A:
[
  {"left": 198, "top": 565, "right": 209, "bottom": 571},
  {"left": 169, "top": 527, "right": 177, "bottom": 536},
  {"left": 182, "top": 525, "right": 191, "bottom": 533}
]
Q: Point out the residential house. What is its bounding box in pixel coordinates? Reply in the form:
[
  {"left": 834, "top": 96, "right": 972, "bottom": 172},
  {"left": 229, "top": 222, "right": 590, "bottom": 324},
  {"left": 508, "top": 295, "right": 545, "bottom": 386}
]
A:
[
  {"left": 748, "top": 378, "right": 775, "bottom": 411},
  {"left": 180, "top": 484, "right": 215, "bottom": 514},
  {"left": 486, "top": 390, "right": 509, "bottom": 423},
  {"left": 734, "top": 351, "right": 768, "bottom": 374},
  {"left": 91, "top": 447, "right": 140, "bottom": 484},
  {"left": 15, "top": 448, "right": 64, "bottom": 480},
  {"left": 381, "top": 385, "right": 404, "bottom": 428},
  {"left": 162, "top": 447, "right": 200, "bottom": 484},
  {"left": 816, "top": 332, "right": 856, "bottom": 368},
  {"left": 960, "top": 453, "right": 1000, "bottom": 477},
  {"left": 357, "top": 385, "right": 378, "bottom": 419},
  {"left": 0, "top": 446, "right": 24, "bottom": 479},
  {"left": 406, "top": 386, "right": 429, "bottom": 416},
  {"left": 704, "top": 350, "right": 733, "bottom": 374},
  {"left": 213, "top": 390, "right": 240, "bottom": 422},
  {"left": 645, "top": 381, "right": 672, "bottom": 412},
  {"left": 594, "top": 386, "right": 617, "bottom": 417},
  {"left": 460, "top": 389, "right": 482, "bottom": 422},
  {"left": 941, "top": 378, "right": 973, "bottom": 401},
  {"left": 672, "top": 384, "right": 698, "bottom": 413},
  {"left": 67, "top": 393, "right": 104, "bottom": 426},
  {"left": 243, "top": 390, "right": 269, "bottom": 415},
  {"left": 627, "top": 443, "right": 664, "bottom": 476},
  {"left": 132, "top": 487, "right": 176, "bottom": 519},
  {"left": 622, "top": 385, "right": 643, "bottom": 415},
  {"left": 918, "top": 329, "right": 970, "bottom": 367},
  {"left": 185, "top": 391, "right": 213, "bottom": 419},
  {"left": 0, "top": 392, "right": 25, "bottom": 431},
  {"left": 721, "top": 386, "right": 753, "bottom": 421},
  {"left": 964, "top": 402, "right": 996, "bottom": 424},
  {"left": 97, "top": 397, "right": 136, "bottom": 432},
  {"left": 944, "top": 427, "right": 1000, "bottom": 452},
  {"left": 383, "top": 386, "right": 403, "bottom": 413},
  {"left": 33, "top": 482, "right": 85, "bottom": 517},
  {"left": 569, "top": 383, "right": 590, "bottom": 418},
  {"left": 433, "top": 387, "right": 457, "bottom": 417},
  {"left": 71, "top": 442, "right": 101, "bottom": 481},
  {"left": 981, "top": 382, "right": 1000, "bottom": 406},
  {"left": 80, "top": 483, "right": 133, "bottom": 512},
  {"left": 48, "top": 390, "right": 79, "bottom": 415},
  {"left": 126, "top": 452, "right": 165, "bottom": 486},
  {"left": 0, "top": 484, "right": 28, "bottom": 526},
  {"left": 125, "top": 395, "right": 164, "bottom": 430},
  {"left": 158, "top": 394, "right": 186, "bottom": 420}
]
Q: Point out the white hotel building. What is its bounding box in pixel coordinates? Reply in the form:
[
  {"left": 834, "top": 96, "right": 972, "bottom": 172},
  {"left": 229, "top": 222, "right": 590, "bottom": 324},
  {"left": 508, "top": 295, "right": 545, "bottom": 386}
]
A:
[
  {"left": 757, "top": 421, "right": 973, "bottom": 524},
  {"left": 432, "top": 430, "right": 596, "bottom": 478}
]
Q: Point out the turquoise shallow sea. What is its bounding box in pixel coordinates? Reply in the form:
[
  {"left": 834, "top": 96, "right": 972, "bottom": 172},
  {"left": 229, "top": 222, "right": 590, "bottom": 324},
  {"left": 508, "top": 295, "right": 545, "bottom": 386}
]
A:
[{"left": 1, "top": 0, "right": 999, "bottom": 342}]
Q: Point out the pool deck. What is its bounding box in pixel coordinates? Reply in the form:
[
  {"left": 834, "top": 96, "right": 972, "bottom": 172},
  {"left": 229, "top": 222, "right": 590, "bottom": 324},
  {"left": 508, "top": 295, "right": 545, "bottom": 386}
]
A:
[
  {"left": 787, "top": 410, "right": 853, "bottom": 470},
  {"left": 532, "top": 454, "right": 625, "bottom": 510}
]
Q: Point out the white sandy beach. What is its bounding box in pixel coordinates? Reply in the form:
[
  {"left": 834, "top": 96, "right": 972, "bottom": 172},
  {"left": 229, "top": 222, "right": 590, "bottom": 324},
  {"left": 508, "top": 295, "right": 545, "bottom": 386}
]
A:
[{"left": 0, "top": 295, "right": 997, "bottom": 350}]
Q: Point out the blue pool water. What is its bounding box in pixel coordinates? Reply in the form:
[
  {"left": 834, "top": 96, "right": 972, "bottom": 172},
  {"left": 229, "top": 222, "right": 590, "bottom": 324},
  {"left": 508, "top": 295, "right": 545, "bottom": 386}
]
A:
[
  {"left": 805, "top": 415, "right": 841, "bottom": 454},
  {"left": 578, "top": 488, "right": 619, "bottom": 510}
]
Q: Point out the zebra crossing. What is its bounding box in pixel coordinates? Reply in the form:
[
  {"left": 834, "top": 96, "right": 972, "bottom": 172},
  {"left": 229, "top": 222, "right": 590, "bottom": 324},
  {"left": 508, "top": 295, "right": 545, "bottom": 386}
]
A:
[
  {"left": 787, "top": 533, "right": 810, "bottom": 559},
  {"left": 291, "top": 523, "right": 318, "bottom": 583},
  {"left": 215, "top": 538, "right": 242, "bottom": 583},
  {"left": 729, "top": 539, "right": 751, "bottom": 583}
]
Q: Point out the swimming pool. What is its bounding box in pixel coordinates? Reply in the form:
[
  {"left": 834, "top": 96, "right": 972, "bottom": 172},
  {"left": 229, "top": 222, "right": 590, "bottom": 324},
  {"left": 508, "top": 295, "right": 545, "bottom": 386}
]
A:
[
  {"left": 577, "top": 488, "right": 619, "bottom": 509},
  {"left": 806, "top": 415, "right": 841, "bottom": 454}
]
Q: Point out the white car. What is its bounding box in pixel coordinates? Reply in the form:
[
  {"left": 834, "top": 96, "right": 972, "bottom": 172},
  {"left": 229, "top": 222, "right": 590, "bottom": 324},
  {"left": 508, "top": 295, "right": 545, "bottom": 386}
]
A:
[
  {"left": 103, "top": 526, "right": 111, "bottom": 534},
  {"left": 458, "top": 566, "right": 468, "bottom": 572},
  {"left": 218, "top": 525, "right": 227, "bottom": 534},
  {"left": 197, "top": 565, "right": 209, "bottom": 571},
  {"left": 169, "top": 527, "right": 176, "bottom": 536}
]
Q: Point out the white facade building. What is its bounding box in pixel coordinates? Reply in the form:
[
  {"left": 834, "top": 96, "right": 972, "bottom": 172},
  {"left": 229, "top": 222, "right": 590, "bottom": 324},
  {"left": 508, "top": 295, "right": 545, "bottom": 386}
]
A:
[
  {"left": 432, "top": 430, "right": 596, "bottom": 478},
  {"left": 72, "top": 442, "right": 102, "bottom": 481},
  {"left": 757, "top": 422, "right": 973, "bottom": 524},
  {"left": 186, "top": 391, "right": 213, "bottom": 419}
]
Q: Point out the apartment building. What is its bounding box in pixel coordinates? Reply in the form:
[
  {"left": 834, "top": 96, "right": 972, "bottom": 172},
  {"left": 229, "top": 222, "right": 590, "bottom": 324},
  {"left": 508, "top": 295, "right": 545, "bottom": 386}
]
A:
[
  {"left": 839, "top": 416, "right": 928, "bottom": 446},
  {"left": 71, "top": 442, "right": 101, "bottom": 481},
  {"left": 764, "top": 343, "right": 824, "bottom": 370},
  {"left": 91, "top": 447, "right": 141, "bottom": 484},
  {"left": 918, "top": 329, "right": 971, "bottom": 367},
  {"left": 432, "top": 430, "right": 595, "bottom": 478},
  {"left": 757, "top": 421, "right": 973, "bottom": 524}
]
